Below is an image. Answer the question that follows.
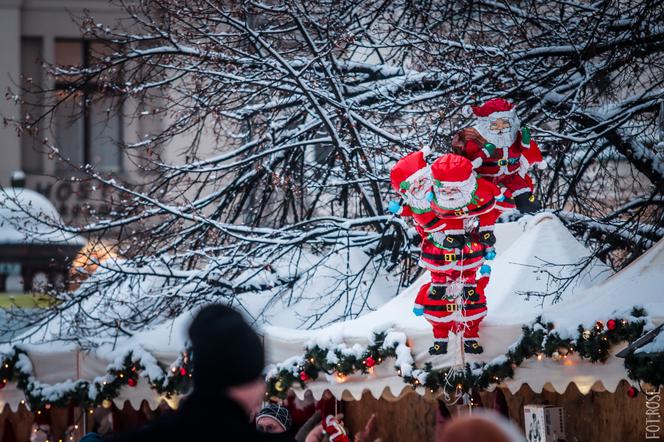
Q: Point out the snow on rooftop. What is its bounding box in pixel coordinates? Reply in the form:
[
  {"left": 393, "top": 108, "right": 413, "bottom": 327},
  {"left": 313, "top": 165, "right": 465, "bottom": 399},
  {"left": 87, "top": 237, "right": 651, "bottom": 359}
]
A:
[
  {"left": 0, "top": 187, "right": 85, "bottom": 246},
  {"left": 486, "top": 213, "right": 610, "bottom": 325},
  {"left": 542, "top": 237, "right": 664, "bottom": 330}
]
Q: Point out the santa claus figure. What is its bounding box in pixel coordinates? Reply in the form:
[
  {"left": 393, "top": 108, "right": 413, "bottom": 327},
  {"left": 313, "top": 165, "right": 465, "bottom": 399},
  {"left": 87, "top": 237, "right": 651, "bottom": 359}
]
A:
[
  {"left": 453, "top": 98, "right": 545, "bottom": 213},
  {"left": 323, "top": 415, "right": 349, "bottom": 442},
  {"left": 390, "top": 152, "right": 502, "bottom": 354},
  {"left": 415, "top": 154, "right": 501, "bottom": 355}
]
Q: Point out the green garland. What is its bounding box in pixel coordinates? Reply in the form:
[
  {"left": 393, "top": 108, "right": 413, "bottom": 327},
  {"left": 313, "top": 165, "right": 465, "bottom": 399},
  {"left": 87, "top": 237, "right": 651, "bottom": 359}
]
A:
[
  {"left": 265, "top": 330, "right": 410, "bottom": 399},
  {"left": 404, "top": 307, "right": 649, "bottom": 395},
  {"left": 0, "top": 347, "right": 192, "bottom": 410},
  {"left": 266, "top": 307, "right": 653, "bottom": 399}
]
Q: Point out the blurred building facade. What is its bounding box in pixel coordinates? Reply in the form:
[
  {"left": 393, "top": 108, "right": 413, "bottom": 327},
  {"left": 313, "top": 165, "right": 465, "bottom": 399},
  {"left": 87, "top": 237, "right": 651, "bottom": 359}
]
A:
[
  {"left": 0, "top": 0, "right": 159, "bottom": 221},
  {"left": 0, "top": 0, "right": 140, "bottom": 294}
]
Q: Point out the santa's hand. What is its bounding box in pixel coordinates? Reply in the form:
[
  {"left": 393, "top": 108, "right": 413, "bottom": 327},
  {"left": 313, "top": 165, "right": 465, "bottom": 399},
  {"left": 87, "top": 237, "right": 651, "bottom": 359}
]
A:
[
  {"left": 484, "top": 248, "right": 496, "bottom": 261},
  {"left": 388, "top": 200, "right": 402, "bottom": 214},
  {"left": 412, "top": 306, "right": 424, "bottom": 316},
  {"left": 483, "top": 143, "right": 496, "bottom": 156},
  {"left": 479, "top": 264, "right": 492, "bottom": 275},
  {"left": 521, "top": 127, "right": 531, "bottom": 145}
]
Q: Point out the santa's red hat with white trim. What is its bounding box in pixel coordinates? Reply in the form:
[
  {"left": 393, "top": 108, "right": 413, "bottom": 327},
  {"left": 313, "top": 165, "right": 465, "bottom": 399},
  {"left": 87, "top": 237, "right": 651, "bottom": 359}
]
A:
[
  {"left": 390, "top": 148, "right": 429, "bottom": 193},
  {"left": 462, "top": 98, "right": 518, "bottom": 122},
  {"left": 430, "top": 153, "right": 474, "bottom": 187},
  {"left": 471, "top": 98, "right": 514, "bottom": 117}
]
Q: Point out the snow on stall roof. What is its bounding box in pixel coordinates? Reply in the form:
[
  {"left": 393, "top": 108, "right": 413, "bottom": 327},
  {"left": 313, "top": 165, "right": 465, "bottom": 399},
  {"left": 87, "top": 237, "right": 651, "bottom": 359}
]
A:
[
  {"left": 485, "top": 213, "right": 610, "bottom": 325},
  {"left": 0, "top": 187, "right": 85, "bottom": 246},
  {"left": 541, "top": 237, "right": 664, "bottom": 331},
  {"left": 121, "top": 246, "right": 403, "bottom": 352}
]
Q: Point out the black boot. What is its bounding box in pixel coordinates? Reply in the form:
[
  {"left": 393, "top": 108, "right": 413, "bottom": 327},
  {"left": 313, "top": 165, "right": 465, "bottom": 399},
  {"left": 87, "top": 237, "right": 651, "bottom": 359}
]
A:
[
  {"left": 514, "top": 192, "right": 542, "bottom": 213},
  {"left": 463, "top": 286, "right": 480, "bottom": 302},
  {"left": 463, "top": 340, "right": 484, "bottom": 354},
  {"left": 478, "top": 231, "right": 496, "bottom": 246},
  {"left": 442, "top": 234, "right": 466, "bottom": 249},
  {"left": 428, "top": 285, "right": 447, "bottom": 300},
  {"left": 429, "top": 341, "right": 448, "bottom": 355}
]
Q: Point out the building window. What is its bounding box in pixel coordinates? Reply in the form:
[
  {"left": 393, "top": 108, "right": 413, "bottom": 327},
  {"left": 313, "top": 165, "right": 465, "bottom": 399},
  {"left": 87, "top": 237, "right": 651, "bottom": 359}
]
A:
[
  {"left": 20, "top": 37, "right": 44, "bottom": 174},
  {"left": 54, "top": 39, "right": 122, "bottom": 173}
]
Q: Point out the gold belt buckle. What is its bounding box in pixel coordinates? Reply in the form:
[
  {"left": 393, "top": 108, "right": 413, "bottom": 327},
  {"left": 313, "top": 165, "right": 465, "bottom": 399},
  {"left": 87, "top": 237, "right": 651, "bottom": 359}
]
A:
[
  {"left": 454, "top": 209, "right": 465, "bottom": 216},
  {"left": 444, "top": 253, "right": 456, "bottom": 261},
  {"left": 498, "top": 159, "right": 507, "bottom": 166},
  {"left": 446, "top": 304, "right": 456, "bottom": 312}
]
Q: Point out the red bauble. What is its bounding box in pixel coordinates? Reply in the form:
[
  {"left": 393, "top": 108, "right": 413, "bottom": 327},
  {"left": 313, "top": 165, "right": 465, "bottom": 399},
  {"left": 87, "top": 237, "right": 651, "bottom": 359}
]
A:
[
  {"left": 127, "top": 378, "right": 138, "bottom": 387},
  {"left": 0, "top": 379, "right": 6, "bottom": 390},
  {"left": 299, "top": 371, "right": 310, "bottom": 382},
  {"left": 179, "top": 367, "right": 187, "bottom": 376},
  {"left": 607, "top": 319, "right": 617, "bottom": 331},
  {"left": 365, "top": 356, "right": 376, "bottom": 368},
  {"left": 627, "top": 386, "right": 638, "bottom": 398}
]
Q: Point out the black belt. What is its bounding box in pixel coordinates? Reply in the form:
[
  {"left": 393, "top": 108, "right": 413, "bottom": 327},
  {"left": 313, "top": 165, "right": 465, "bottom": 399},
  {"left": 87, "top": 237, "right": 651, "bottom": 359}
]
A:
[
  {"left": 421, "top": 216, "right": 443, "bottom": 230},
  {"left": 423, "top": 303, "right": 486, "bottom": 312},
  {"left": 483, "top": 158, "right": 519, "bottom": 167},
  {"left": 437, "top": 199, "right": 494, "bottom": 218},
  {"left": 421, "top": 249, "right": 484, "bottom": 262}
]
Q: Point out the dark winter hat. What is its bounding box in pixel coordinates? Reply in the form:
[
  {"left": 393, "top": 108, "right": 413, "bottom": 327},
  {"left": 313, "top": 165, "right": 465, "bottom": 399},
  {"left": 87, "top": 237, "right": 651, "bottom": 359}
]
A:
[
  {"left": 256, "top": 404, "right": 292, "bottom": 431},
  {"left": 188, "top": 304, "right": 264, "bottom": 391}
]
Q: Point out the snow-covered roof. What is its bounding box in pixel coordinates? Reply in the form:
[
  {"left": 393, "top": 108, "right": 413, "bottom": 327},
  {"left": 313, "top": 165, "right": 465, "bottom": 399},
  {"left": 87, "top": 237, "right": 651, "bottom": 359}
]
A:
[
  {"left": 1, "top": 213, "right": 661, "bottom": 409},
  {"left": 0, "top": 187, "right": 85, "bottom": 246}
]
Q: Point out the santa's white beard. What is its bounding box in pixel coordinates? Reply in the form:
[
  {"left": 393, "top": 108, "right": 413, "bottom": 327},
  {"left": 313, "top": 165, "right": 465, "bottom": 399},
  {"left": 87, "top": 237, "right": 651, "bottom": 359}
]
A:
[
  {"left": 474, "top": 118, "right": 519, "bottom": 149},
  {"left": 406, "top": 187, "right": 431, "bottom": 210},
  {"left": 403, "top": 170, "right": 433, "bottom": 210},
  {"left": 434, "top": 185, "right": 474, "bottom": 209}
]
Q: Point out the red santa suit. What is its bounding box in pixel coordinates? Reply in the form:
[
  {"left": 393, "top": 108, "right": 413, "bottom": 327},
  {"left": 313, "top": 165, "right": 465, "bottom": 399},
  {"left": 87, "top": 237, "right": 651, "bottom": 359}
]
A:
[
  {"left": 413, "top": 275, "right": 489, "bottom": 349},
  {"left": 429, "top": 153, "right": 504, "bottom": 245},
  {"left": 455, "top": 98, "right": 544, "bottom": 213}
]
